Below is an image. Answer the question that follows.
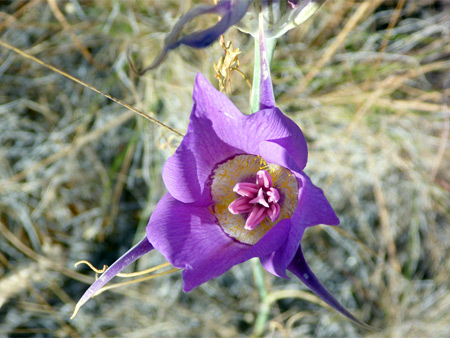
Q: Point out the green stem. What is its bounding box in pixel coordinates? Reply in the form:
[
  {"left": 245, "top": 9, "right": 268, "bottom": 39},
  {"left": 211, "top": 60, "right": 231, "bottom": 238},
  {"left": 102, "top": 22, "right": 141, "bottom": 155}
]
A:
[
  {"left": 251, "top": 258, "right": 267, "bottom": 300},
  {"left": 250, "top": 37, "right": 277, "bottom": 114},
  {"left": 250, "top": 258, "right": 268, "bottom": 337}
]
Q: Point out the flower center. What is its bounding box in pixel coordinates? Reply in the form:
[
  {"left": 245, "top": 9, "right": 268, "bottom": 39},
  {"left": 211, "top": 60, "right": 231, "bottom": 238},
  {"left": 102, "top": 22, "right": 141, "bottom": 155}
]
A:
[
  {"left": 228, "top": 170, "right": 281, "bottom": 230},
  {"left": 210, "top": 155, "right": 298, "bottom": 245}
]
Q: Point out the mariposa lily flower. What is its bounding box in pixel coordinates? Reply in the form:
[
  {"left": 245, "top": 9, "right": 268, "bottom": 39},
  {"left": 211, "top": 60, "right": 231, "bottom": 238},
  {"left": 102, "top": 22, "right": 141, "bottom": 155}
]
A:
[{"left": 73, "top": 10, "right": 368, "bottom": 329}]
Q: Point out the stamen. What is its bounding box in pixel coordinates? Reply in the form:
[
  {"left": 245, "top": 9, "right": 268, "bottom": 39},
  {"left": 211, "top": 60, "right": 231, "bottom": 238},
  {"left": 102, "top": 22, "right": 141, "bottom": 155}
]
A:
[
  {"left": 267, "top": 203, "right": 281, "bottom": 222},
  {"left": 233, "top": 182, "right": 259, "bottom": 197},
  {"left": 267, "top": 187, "right": 280, "bottom": 203},
  {"left": 245, "top": 205, "right": 267, "bottom": 230},
  {"left": 228, "top": 197, "right": 253, "bottom": 214},
  {"left": 256, "top": 170, "right": 272, "bottom": 188}
]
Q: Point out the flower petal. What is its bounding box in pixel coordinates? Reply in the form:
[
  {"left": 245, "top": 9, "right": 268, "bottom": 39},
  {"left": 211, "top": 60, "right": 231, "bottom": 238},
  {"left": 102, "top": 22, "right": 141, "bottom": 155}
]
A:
[
  {"left": 292, "top": 171, "right": 340, "bottom": 228},
  {"left": 259, "top": 137, "right": 307, "bottom": 173},
  {"left": 162, "top": 131, "right": 237, "bottom": 206},
  {"left": 288, "top": 246, "right": 372, "bottom": 329},
  {"left": 146, "top": 193, "right": 291, "bottom": 291},
  {"left": 72, "top": 237, "right": 153, "bottom": 317},
  {"left": 260, "top": 225, "right": 304, "bottom": 278},
  {"left": 258, "top": 11, "right": 275, "bottom": 110},
  {"left": 193, "top": 74, "right": 308, "bottom": 158},
  {"left": 261, "top": 171, "right": 339, "bottom": 277},
  {"left": 193, "top": 75, "right": 308, "bottom": 157},
  {"left": 162, "top": 74, "right": 242, "bottom": 205}
]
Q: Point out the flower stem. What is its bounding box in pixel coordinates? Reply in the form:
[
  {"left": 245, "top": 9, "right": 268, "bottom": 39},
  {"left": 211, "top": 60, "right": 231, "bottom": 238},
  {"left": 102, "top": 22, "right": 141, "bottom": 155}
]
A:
[
  {"left": 251, "top": 258, "right": 267, "bottom": 300},
  {"left": 251, "top": 258, "right": 269, "bottom": 337}
]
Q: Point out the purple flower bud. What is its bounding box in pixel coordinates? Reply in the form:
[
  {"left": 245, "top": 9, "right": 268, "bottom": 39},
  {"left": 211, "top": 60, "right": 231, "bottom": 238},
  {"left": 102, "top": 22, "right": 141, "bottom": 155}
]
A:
[{"left": 236, "top": 0, "right": 326, "bottom": 38}]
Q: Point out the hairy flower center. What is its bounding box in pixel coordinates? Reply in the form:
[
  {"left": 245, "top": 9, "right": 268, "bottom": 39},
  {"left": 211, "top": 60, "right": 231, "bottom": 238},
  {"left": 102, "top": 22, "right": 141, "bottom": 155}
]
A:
[
  {"left": 210, "top": 155, "right": 298, "bottom": 245},
  {"left": 228, "top": 170, "right": 281, "bottom": 230}
]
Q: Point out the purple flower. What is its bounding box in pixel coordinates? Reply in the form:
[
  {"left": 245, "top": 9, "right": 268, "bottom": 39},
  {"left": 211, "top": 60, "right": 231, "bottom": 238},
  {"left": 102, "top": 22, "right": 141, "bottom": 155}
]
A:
[
  {"left": 149, "top": 71, "right": 336, "bottom": 288},
  {"left": 73, "top": 11, "right": 369, "bottom": 328},
  {"left": 146, "top": 73, "right": 366, "bottom": 327},
  {"left": 73, "top": 74, "right": 367, "bottom": 327}
]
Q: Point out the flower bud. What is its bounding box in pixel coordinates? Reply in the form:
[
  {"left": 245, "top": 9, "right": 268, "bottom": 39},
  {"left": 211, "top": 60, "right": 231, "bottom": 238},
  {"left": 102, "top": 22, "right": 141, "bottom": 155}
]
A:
[{"left": 235, "top": 0, "right": 326, "bottom": 38}]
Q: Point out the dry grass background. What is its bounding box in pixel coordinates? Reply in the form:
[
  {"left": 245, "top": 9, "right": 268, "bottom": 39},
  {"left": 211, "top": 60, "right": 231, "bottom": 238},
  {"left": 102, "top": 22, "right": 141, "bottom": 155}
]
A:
[{"left": 0, "top": 0, "right": 449, "bottom": 337}]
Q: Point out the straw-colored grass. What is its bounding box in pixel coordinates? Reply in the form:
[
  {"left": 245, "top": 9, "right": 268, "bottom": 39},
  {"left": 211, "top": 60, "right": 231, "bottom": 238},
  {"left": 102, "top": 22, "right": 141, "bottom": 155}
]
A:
[{"left": 0, "top": 1, "right": 448, "bottom": 337}]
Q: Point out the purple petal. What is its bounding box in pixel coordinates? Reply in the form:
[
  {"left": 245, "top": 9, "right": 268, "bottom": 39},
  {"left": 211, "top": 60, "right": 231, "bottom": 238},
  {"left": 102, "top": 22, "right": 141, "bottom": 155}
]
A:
[
  {"left": 163, "top": 74, "right": 308, "bottom": 205},
  {"left": 259, "top": 137, "right": 307, "bottom": 173},
  {"left": 292, "top": 171, "right": 340, "bottom": 228},
  {"left": 288, "top": 247, "right": 372, "bottom": 329},
  {"left": 261, "top": 172, "right": 339, "bottom": 277},
  {"left": 162, "top": 132, "right": 236, "bottom": 206},
  {"left": 192, "top": 75, "right": 307, "bottom": 158},
  {"left": 260, "top": 225, "right": 305, "bottom": 278},
  {"left": 162, "top": 76, "right": 242, "bottom": 205},
  {"left": 258, "top": 9, "right": 275, "bottom": 110},
  {"left": 146, "top": 193, "right": 291, "bottom": 292},
  {"left": 288, "top": 0, "right": 300, "bottom": 8},
  {"left": 73, "top": 237, "right": 153, "bottom": 316}
]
